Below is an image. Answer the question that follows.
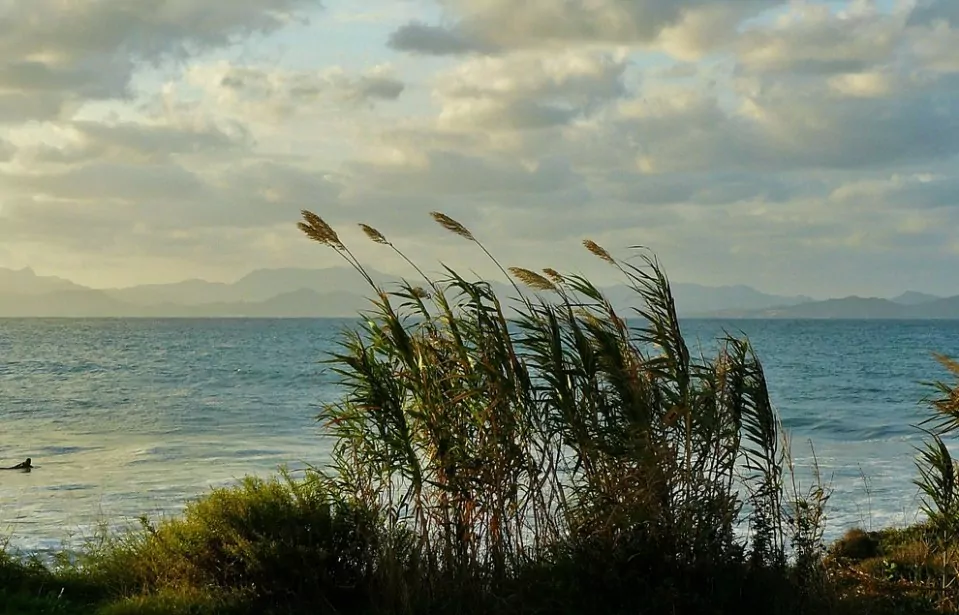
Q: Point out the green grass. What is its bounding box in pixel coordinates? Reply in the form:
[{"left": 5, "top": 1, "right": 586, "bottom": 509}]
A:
[
  {"left": 0, "top": 550, "right": 97, "bottom": 614},
  {"left": 0, "top": 591, "right": 83, "bottom": 615},
  {"left": 1, "top": 474, "right": 376, "bottom": 614},
  {"left": 4, "top": 209, "right": 959, "bottom": 614}
]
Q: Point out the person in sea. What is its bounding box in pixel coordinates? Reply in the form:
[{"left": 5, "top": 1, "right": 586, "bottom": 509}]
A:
[{"left": 2, "top": 458, "right": 32, "bottom": 470}]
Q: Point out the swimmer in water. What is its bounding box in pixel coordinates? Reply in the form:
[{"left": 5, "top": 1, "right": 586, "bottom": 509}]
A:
[{"left": 2, "top": 458, "right": 32, "bottom": 470}]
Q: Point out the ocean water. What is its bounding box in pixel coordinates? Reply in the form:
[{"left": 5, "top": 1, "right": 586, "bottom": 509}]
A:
[{"left": 1, "top": 318, "right": 958, "bottom": 554}]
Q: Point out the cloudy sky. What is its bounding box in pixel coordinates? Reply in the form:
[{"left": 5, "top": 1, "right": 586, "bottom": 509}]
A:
[{"left": 0, "top": 0, "right": 956, "bottom": 297}]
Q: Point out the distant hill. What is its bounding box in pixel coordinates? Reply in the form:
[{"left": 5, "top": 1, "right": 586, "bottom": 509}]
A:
[
  {"left": 0, "top": 289, "right": 133, "bottom": 317},
  {"left": 105, "top": 279, "right": 234, "bottom": 306},
  {"left": 0, "top": 288, "right": 371, "bottom": 318},
  {"left": 708, "top": 296, "right": 959, "bottom": 320},
  {"left": 0, "top": 267, "right": 87, "bottom": 295},
  {"left": 230, "top": 268, "right": 398, "bottom": 302},
  {"left": 911, "top": 296, "right": 959, "bottom": 319},
  {"left": 890, "top": 291, "right": 942, "bottom": 306},
  {"left": 662, "top": 283, "right": 811, "bottom": 314},
  {"left": 0, "top": 266, "right": 955, "bottom": 319},
  {"left": 104, "top": 267, "right": 401, "bottom": 306},
  {"left": 162, "top": 290, "right": 372, "bottom": 318},
  {"left": 759, "top": 297, "right": 908, "bottom": 319}
]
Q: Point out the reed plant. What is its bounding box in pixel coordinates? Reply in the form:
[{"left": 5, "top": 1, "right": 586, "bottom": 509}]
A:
[
  {"left": 823, "top": 355, "right": 959, "bottom": 614},
  {"left": 915, "top": 355, "right": 959, "bottom": 535},
  {"left": 299, "top": 209, "right": 831, "bottom": 613}
]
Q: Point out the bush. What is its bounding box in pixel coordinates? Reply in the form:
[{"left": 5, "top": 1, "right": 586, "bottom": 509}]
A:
[
  {"left": 76, "top": 471, "right": 381, "bottom": 612},
  {"left": 1, "top": 545, "right": 106, "bottom": 613},
  {"left": 829, "top": 528, "right": 880, "bottom": 561}
]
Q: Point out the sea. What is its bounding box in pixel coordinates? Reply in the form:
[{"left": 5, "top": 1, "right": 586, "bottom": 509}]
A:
[{"left": 1, "top": 318, "right": 958, "bottom": 555}]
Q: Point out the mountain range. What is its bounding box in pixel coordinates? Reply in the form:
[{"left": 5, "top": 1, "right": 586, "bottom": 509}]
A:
[
  {"left": 0, "top": 266, "right": 955, "bottom": 319},
  {"left": 705, "top": 295, "right": 959, "bottom": 319}
]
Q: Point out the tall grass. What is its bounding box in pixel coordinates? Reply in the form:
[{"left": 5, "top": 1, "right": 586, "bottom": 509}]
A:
[
  {"left": 914, "top": 355, "right": 959, "bottom": 533},
  {"left": 299, "top": 209, "right": 830, "bottom": 612},
  {"left": 825, "top": 357, "right": 959, "bottom": 614}
]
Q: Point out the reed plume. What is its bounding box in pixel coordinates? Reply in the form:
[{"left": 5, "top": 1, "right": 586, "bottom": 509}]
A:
[
  {"left": 298, "top": 210, "right": 343, "bottom": 248},
  {"left": 430, "top": 212, "right": 475, "bottom": 241},
  {"left": 359, "top": 223, "right": 389, "bottom": 245},
  {"left": 542, "top": 268, "right": 564, "bottom": 284},
  {"left": 508, "top": 267, "right": 557, "bottom": 292},
  {"left": 582, "top": 239, "right": 615, "bottom": 265}
]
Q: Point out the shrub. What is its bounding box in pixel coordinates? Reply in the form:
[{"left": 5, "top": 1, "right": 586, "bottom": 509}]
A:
[
  {"left": 1, "top": 544, "right": 105, "bottom": 612},
  {"left": 830, "top": 528, "right": 880, "bottom": 561},
  {"left": 75, "top": 471, "right": 381, "bottom": 612},
  {"left": 914, "top": 355, "right": 959, "bottom": 535}
]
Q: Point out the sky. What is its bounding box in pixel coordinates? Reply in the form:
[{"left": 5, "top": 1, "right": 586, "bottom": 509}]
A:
[{"left": 0, "top": 0, "right": 957, "bottom": 298}]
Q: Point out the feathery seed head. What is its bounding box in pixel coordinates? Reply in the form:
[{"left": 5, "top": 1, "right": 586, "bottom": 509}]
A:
[
  {"left": 509, "top": 267, "right": 557, "bottom": 292},
  {"left": 542, "top": 268, "right": 564, "bottom": 284},
  {"left": 430, "top": 212, "right": 475, "bottom": 241},
  {"left": 359, "top": 224, "right": 389, "bottom": 245},
  {"left": 298, "top": 222, "right": 339, "bottom": 247},
  {"left": 298, "top": 210, "right": 342, "bottom": 248},
  {"left": 583, "top": 239, "right": 615, "bottom": 265}
]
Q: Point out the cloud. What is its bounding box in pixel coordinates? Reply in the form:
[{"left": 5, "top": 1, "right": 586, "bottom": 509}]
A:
[
  {"left": 5, "top": 162, "right": 207, "bottom": 203},
  {"left": 387, "top": 0, "right": 778, "bottom": 56},
  {"left": 2, "top": 0, "right": 959, "bottom": 298},
  {"left": 0, "top": 137, "right": 14, "bottom": 161},
  {"left": 388, "top": 21, "right": 492, "bottom": 55},
  {"left": 908, "top": 0, "right": 959, "bottom": 27},
  {"left": 826, "top": 70, "right": 901, "bottom": 98},
  {"left": 830, "top": 173, "right": 959, "bottom": 211},
  {"left": 0, "top": 0, "right": 323, "bottom": 121},
  {"left": 348, "top": 151, "right": 579, "bottom": 198},
  {"left": 0, "top": 0, "right": 321, "bottom": 60},
  {"left": 351, "top": 74, "right": 406, "bottom": 101},
  {"left": 605, "top": 170, "right": 822, "bottom": 206},
  {"left": 2, "top": 154, "right": 342, "bottom": 230},
  {"left": 908, "top": 19, "right": 959, "bottom": 74},
  {"left": 433, "top": 50, "right": 629, "bottom": 133},
  {"left": 12, "top": 119, "right": 250, "bottom": 166},
  {"left": 0, "top": 195, "right": 135, "bottom": 251},
  {"left": 182, "top": 62, "right": 406, "bottom": 128},
  {"left": 219, "top": 65, "right": 405, "bottom": 104},
  {"left": 740, "top": 77, "right": 959, "bottom": 170},
  {"left": 734, "top": 4, "right": 905, "bottom": 76},
  {"left": 571, "top": 65, "right": 959, "bottom": 176}
]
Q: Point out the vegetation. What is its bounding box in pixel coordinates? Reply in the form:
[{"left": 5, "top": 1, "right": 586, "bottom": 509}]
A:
[{"left": 2, "top": 210, "right": 959, "bottom": 614}]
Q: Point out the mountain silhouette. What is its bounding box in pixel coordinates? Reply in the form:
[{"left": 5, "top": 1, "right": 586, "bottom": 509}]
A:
[{"left": 0, "top": 267, "right": 955, "bottom": 319}]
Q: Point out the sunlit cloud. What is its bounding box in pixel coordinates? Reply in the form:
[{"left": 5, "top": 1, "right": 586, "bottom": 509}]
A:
[{"left": 0, "top": 0, "right": 957, "bottom": 297}]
